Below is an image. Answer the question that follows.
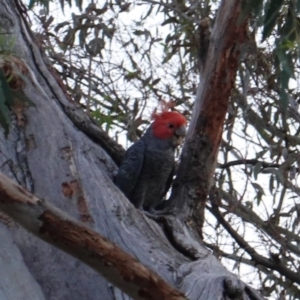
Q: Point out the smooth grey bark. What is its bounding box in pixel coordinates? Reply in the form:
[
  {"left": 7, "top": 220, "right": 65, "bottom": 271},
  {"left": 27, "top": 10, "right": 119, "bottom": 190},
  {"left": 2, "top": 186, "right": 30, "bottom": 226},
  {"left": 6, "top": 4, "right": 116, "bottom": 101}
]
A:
[
  {"left": 0, "top": 1, "right": 263, "bottom": 300},
  {"left": 0, "top": 224, "right": 46, "bottom": 300}
]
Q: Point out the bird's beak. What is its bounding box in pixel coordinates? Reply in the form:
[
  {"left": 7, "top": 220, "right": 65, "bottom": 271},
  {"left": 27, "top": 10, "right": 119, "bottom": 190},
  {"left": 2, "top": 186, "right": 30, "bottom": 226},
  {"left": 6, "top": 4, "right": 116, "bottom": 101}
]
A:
[
  {"left": 174, "top": 125, "right": 186, "bottom": 146},
  {"left": 175, "top": 125, "right": 187, "bottom": 137}
]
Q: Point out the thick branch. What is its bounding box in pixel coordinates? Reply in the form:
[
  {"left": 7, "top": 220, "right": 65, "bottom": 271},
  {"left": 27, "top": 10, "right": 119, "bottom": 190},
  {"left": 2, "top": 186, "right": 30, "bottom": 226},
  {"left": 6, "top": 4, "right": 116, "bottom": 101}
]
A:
[
  {"left": 168, "top": 0, "right": 248, "bottom": 236},
  {"left": 0, "top": 172, "right": 186, "bottom": 300}
]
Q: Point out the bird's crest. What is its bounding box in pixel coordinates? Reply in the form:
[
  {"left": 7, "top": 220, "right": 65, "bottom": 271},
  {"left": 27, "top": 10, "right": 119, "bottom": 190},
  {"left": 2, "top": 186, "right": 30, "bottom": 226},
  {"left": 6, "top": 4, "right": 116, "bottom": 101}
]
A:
[{"left": 151, "top": 100, "right": 186, "bottom": 126}]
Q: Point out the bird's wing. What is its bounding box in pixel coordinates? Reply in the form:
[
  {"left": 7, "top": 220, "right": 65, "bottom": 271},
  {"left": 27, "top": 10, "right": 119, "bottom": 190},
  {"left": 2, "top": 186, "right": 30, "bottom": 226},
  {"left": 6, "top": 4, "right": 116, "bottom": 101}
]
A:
[
  {"left": 115, "top": 140, "right": 145, "bottom": 200},
  {"left": 153, "top": 162, "right": 175, "bottom": 211}
]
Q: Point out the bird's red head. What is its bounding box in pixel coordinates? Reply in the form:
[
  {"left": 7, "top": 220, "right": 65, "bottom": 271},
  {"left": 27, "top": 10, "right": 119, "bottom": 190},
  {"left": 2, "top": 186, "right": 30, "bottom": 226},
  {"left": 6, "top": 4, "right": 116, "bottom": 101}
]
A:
[{"left": 151, "top": 111, "right": 187, "bottom": 141}]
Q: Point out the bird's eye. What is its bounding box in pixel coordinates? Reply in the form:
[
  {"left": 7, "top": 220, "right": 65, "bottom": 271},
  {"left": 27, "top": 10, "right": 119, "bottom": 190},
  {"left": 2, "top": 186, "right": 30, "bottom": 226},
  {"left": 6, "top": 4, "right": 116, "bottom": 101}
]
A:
[{"left": 168, "top": 123, "right": 174, "bottom": 128}]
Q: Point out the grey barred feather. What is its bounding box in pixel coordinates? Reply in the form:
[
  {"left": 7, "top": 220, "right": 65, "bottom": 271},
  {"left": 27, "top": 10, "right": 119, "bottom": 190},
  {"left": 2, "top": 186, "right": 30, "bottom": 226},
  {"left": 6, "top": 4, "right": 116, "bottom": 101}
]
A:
[
  {"left": 115, "top": 139, "right": 145, "bottom": 201},
  {"left": 115, "top": 125, "right": 176, "bottom": 211}
]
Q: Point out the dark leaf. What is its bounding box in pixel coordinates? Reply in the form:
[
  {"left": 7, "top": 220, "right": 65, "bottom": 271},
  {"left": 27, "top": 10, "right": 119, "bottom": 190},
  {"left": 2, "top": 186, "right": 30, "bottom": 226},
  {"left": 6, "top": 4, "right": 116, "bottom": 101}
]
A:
[
  {"left": 59, "top": 0, "right": 64, "bottom": 12},
  {"left": 133, "top": 30, "right": 146, "bottom": 36},
  {"left": 28, "top": 0, "right": 37, "bottom": 10},
  {"left": 142, "top": 5, "right": 153, "bottom": 21},
  {"left": 253, "top": 161, "right": 262, "bottom": 180},
  {"left": 277, "top": 49, "right": 294, "bottom": 79},
  {"left": 62, "top": 26, "right": 75, "bottom": 49},
  {"left": 239, "top": 0, "right": 263, "bottom": 24},
  {"left": 43, "top": 16, "right": 54, "bottom": 29},
  {"left": 54, "top": 21, "right": 70, "bottom": 33},
  {"left": 252, "top": 182, "right": 265, "bottom": 194},
  {"left": 279, "top": 89, "right": 289, "bottom": 112},
  {"left": 256, "top": 149, "right": 268, "bottom": 159},
  {"left": 152, "top": 78, "right": 160, "bottom": 85},
  {"left": 124, "top": 71, "right": 140, "bottom": 81},
  {"left": 269, "top": 175, "right": 274, "bottom": 194},
  {"left": 86, "top": 38, "right": 105, "bottom": 57},
  {"left": 161, "top": 17, "right": 178, "bottom": 26},
  {"left": 252, "top": 182, "right": 265, "bottom": 205},
  {"left": 262, "top": 0, "right": 285, "bottom": 40},
  {"left": 95, "top": 4, "right": 108, "bottom": 15},
  {"left": 79, "top": 29, "right": 86, "bottom": 48},
  {"left": 102, "top": 26, "right": 115, "bottom": 39},
  {"left": 297, "top": 0, "right": 300, "bottom": 13},
  {"left": 75, "top": 0, "right": 83, "bottom": 11},
  {"left": 119, "top": 3, "right": 131, "bottom": 12},
  {"left": 162, "top": 52, "right": 173, "bottom": 64},
  {"left": 280, "top": 6, "right": 295, "bottom": 40}
]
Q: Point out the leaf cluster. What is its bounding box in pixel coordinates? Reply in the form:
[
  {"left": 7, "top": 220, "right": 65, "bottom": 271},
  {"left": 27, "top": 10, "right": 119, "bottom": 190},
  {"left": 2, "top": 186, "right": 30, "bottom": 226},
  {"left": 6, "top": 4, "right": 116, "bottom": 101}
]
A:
[{"left": 242, "top": 0, "right": 300, "bottom": 111}]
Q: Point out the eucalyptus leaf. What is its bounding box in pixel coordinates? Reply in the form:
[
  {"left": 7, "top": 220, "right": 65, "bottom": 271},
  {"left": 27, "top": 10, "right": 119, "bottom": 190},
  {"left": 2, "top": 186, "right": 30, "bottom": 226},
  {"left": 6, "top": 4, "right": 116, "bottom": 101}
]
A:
[
  {"left": 253, "top": 161, "right": 262, "bottom": 180},
  {"left": 262, "top": 0, "right": 285, "bottom": 40},
  {"left": 239, "top": 0, "right": 263, "bottom": 24}
]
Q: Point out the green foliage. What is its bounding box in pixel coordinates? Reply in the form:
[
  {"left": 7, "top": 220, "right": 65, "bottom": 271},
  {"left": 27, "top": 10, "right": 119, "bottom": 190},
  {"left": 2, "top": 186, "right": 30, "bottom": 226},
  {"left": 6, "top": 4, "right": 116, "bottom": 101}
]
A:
[
  {"left": 28, "top": 0, "right": 82, "bottom": 12},
  {"left": 240, "top": 0, "right": 263, "bottom": 24},
  {"left": 28, "top": 0, "right": 52, "bottom": 12},
  {"left": 262, "top": 0, "right": 285, "bottom": 40},
  {"left": 91, "top": 110, "right": 114, "bottom": 132},
  {"left": 242, "top": 0, "right": 300, "bottom": 111},
  {"left": 253, "top": 161, "right": 262, "bottom": 180}
]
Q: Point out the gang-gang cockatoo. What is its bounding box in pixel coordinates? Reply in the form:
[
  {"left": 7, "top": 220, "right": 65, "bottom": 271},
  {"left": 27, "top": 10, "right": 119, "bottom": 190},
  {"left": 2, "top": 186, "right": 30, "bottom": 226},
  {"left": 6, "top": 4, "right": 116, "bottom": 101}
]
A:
[{"left": 115, "top": 107, "right": 187, "bottom": 212}]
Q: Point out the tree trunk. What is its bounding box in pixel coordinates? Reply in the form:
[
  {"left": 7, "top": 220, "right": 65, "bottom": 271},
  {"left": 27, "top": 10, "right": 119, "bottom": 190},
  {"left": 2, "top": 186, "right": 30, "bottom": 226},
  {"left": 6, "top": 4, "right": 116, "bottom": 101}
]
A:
[{"left": 0, "top": 1, "right": 263, "bottom": 299}]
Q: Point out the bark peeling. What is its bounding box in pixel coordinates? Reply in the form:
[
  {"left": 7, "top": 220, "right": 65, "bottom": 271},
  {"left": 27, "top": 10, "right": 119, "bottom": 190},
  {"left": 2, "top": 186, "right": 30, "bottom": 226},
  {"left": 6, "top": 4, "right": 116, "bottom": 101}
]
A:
[{"left": 167, "top": 0, "right": 248, "bottom": 238}]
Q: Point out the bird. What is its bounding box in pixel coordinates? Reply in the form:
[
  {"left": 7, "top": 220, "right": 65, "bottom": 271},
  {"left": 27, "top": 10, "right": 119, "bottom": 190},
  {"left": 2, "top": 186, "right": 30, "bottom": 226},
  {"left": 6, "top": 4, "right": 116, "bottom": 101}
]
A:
[{"left": 115, "top": 109, "right": 187, "bottom": 212}]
